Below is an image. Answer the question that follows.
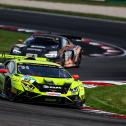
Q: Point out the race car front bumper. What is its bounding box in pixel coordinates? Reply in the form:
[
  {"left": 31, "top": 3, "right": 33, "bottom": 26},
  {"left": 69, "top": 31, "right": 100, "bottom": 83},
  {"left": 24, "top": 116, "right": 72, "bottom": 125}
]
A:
[{"left": 17, "top": 91, "right": 85, "bottom": 106}]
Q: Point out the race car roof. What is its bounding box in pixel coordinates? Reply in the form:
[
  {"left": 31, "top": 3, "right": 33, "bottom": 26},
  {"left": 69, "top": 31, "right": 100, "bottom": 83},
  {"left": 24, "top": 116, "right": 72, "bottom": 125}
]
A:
[
  {"left": 32, "top": 33, "right": 63, "bottom": 38},
  {"left": 32, "top": 34, "right": 65, "bottom": 41}
]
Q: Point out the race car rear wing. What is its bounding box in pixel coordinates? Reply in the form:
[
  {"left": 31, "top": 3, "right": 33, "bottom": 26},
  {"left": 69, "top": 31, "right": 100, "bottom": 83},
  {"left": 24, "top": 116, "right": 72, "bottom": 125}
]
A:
[
  {"left": 53, "top": 33, "right": 85, "bottom": 45},
  {"left": 33, "top": 32, "right": 84, "bottom": 43},
  {"left": 61, "top": 34, "right": 84, "bottom": 42}
]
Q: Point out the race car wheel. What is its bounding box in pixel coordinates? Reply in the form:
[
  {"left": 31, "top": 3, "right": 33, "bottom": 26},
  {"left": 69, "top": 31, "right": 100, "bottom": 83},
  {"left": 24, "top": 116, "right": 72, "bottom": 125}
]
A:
[
  {"left": 74, "top": 95, "right": 84, "bottom": 108},
  {"left": 75, "top": 100, "right": 83, "bottom": 108},
  {"left": 4, "top": 78, "right": 16, "bottom": 101}
]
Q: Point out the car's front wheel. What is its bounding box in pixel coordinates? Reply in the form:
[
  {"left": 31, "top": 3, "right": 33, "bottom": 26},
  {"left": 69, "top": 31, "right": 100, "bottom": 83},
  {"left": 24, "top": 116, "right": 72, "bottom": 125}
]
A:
[
  {"left": 74, "top": 100, "right": 84, "bottom": 108},
  {"left": 4, "top": 78, "right": 16, "bottom": 101},
  {"left": 74, "top": 95, "right": 85, "bottom": 108}
]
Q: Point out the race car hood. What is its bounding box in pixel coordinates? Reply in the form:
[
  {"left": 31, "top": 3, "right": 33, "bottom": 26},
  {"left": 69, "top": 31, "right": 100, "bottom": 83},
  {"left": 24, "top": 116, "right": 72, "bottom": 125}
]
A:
[
  {"left": 32, "top": 76, "right": 74, "bottom": 85},
  {"left": 12, "top": 75, "right": 82, "bottom": 94},
  {"left": 30, "top": 44, "right": 59, "bottom": 49},
  {"left": 25, "top": 45, "right": 59, "bottom": 57},
  {"left": 17, "top": 75, "right": 79, "bottom": 86},
  {"left": 14, "top": 43, "right": 59, "bottom": 57}
]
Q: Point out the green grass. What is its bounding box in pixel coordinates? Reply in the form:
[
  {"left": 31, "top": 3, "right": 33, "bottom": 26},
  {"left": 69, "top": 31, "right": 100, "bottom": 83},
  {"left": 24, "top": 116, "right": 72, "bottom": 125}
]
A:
[
  {"left": 33, "top": 0, "right": 126, "bottom": 7},
  {"left": 86, "top": 85, "right": 126, "bottom": 115},
  {"left": 0, "top": 29, "right": 29, "bottom": 51},
  {"left": 0, "top": 4, "right": 126, "bottom": 22}
]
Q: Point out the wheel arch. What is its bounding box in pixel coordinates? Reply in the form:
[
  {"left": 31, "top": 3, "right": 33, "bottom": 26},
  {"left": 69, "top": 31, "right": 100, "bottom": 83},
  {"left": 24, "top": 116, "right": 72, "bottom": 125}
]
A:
[{"left": 4, "top": 76, "right": 11, "bottom": 87}]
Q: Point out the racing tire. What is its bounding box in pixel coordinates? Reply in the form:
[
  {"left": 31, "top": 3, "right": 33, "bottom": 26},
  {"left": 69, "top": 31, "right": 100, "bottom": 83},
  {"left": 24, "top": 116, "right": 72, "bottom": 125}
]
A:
[
  {"left": 74, "top": 100, "right": 83, "bottom": 108},
  {"left": 4, "top": 78, "right": 16, "bottom": 102},
  {"left": 74, "top": 95, "right": 85, "bottom": 108}
]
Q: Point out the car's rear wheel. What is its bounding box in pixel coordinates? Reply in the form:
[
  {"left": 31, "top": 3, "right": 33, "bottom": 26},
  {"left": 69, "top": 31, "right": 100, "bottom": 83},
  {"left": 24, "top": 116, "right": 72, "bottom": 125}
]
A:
[{"left": 4, "top": 78, "right": 16, "bottom": 101}]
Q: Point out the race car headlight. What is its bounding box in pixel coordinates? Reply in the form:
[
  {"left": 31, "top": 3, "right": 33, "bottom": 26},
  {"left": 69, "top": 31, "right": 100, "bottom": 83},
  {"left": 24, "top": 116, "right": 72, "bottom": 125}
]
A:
[
  {"left": 12, "top": 47, "right": 21, "bottom": 54},
  {"left": 45, "top": 51, "right": 58, "bottom": 58},
  {"left": 70, "top": 87, "right": 78, "bottom": 93}
]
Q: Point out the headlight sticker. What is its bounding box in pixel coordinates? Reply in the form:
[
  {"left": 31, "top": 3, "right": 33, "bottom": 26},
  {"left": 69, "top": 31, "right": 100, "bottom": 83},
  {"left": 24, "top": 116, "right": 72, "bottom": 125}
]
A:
[
  {"left": 21, "top": 75, "right": 36, "bottom": 83},
  {"left": 21, "top": 75, "right": 36, "bottom": 91},
  {"left": 46, "top": 92, "right": 61, "bottom": 96}
]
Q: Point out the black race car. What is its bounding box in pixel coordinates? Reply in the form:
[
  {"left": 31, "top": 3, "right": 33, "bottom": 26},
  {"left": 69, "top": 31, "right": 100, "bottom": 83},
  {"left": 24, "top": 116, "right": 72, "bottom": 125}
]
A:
[{"left": 10, "top": 34, "right": 83, "bottom": 67}]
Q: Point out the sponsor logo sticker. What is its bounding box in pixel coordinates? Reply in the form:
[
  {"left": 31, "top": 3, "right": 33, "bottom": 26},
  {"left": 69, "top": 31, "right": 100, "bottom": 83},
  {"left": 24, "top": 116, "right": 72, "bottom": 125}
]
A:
[{"left": 46, "top": 92, "right": 61, "bottom": 96}]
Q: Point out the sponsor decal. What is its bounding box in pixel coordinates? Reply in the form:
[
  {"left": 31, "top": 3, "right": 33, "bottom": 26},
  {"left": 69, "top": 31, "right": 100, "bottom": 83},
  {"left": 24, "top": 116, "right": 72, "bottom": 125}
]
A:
[
  {"left": 46, "top": 92, "right": 61, "bottom": 96},
  {"left": 43, "top": 85, "right": 62, "bottom": 89},
  {"left": 21, "top": 75, "right": 36, "bottom": 83}
]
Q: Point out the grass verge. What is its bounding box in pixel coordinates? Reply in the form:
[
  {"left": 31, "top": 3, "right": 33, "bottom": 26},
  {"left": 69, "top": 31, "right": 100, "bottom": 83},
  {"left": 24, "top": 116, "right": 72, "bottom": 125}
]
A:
[
  {"left": 86, "top": 85, "right": 126, "bottom": 115},
  {"left": 0, "top": 4, "right": 126, "bottom": 22},
  {"left": 31, "top": 0, "right": 126, "bottom": 7},
  {"left": 0, "top": 29, "right": 29, "bottom": 51}
]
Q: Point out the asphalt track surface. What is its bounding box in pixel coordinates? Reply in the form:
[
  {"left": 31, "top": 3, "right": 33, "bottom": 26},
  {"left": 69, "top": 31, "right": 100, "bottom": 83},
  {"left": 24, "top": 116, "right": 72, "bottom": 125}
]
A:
[{"left": 0, "top": 8, "right": 126, "bottom": 126}]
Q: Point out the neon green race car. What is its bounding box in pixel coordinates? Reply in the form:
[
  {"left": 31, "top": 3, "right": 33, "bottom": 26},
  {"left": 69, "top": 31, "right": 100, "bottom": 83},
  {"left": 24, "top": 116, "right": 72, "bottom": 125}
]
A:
[{"left": 0, "top": 54, "right": 85, "bottom": 107}]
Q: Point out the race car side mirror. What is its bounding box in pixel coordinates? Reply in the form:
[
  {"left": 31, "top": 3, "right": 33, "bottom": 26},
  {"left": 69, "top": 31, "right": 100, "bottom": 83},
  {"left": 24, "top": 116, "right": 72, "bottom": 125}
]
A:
[
  {"left": 0, "top": 69, "right": 8, "bottom": 73},
  {"left": 72, "top": 74, "right": 79, "bottom": 80}
]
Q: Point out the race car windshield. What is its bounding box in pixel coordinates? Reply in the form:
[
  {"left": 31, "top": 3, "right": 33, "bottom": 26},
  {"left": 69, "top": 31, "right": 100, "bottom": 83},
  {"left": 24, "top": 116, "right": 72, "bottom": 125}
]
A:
[
  {"left": 24, "top": 36, "right": 60, "bottom": 47},
  {"left": 17, "top": 64, "right": 71, "bottom": 78}
]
